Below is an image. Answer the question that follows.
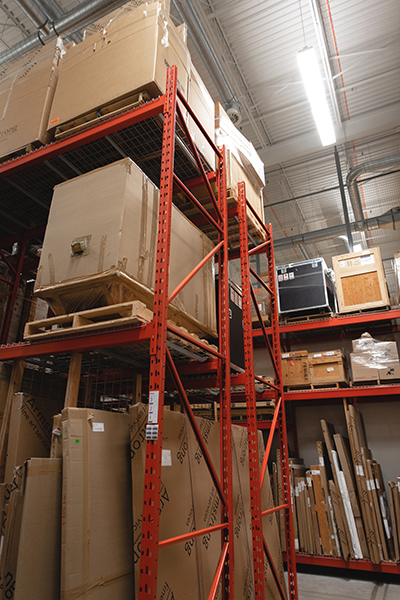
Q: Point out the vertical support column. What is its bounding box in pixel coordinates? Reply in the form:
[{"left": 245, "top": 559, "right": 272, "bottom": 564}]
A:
[
  {"left": 237, "top": 183, "right": 265, "bottom": 597},
  {"left": 217, "top": 146, "right": 234, "bottom": 598},
  {"left": 138, "top": 66, "right": 177, "bottom": 600},
  {"left": 64, "top": 352, "right": 83, "bottom": 408},
  {"left": 0, "top": 234, "right": 29, "bottom": 344},
  {"left": 266, "top": 225, "right": 298, "bottom": 600}
]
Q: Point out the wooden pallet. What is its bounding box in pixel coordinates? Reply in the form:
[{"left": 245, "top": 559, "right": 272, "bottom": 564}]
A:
[
  {"left": 24, "top": 301, "right": 153, "bottom": 340},
  {"left": 0, "top": 142, "right": 40, "bottom": 166},
  {"left": 282, "top": 311, "right": 334, "bottom": 325},
  {"left": 53, "top": 90, "right": 151, "bottom": 139},
  {"left": 350, "top": 379, "right": 400, "bottom": 387},
  {"left": 285, "top": 381, "right": 349, "bottom": 391},
  {"left": 252, "top": 314, "right": 271, "bottom": 327}
]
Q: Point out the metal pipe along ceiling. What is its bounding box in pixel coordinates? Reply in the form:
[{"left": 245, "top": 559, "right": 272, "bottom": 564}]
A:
[
  {"left": 347, "top": 153, "right": 400, "bottom": 224},
  {"left": 0, "top": 0, "right": 127, "bottom": 65},
  {"left": 14, "top": 0, "right": 50, "bottom": 35},
  {"left": 273, "top": 206, "right": 400, "bottom": 250},
  {"left": 173, "top": 0, "right": 236, "bottom": 107}
]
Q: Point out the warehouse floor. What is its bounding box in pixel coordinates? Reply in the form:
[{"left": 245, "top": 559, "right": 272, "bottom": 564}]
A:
[{"left": 287, "top": 571, "right": 400, "bottom": 599}]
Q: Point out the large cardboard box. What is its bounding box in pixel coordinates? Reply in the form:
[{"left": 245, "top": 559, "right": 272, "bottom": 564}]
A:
[
  {"left": 309, "top": 350, "right": 348, "bottom": 385},
  {"left": 61, "top": 408, "right": 133, "bottom": 600},
  {"left": 4, "top": 393, "right": 63, "bottom": 483},
  {"left": 14, "top": 458, "right": 62, "bottom": 600},
  {"left": 48, "top": 3, "right": 190, "bottom": 132},
  {"left": 350, "top": 353, "right": 379, "bottom": 382},
  {"left": 130, "top": 404, "right": 285, "bottom": 599},
  {"left": 332, "top": 248, "right": 390, "bottom": 313},
  {"left": 281, "top": 351, "right": 309, "bottom": 387},
  {"left": 0, "top": 38, "right": 63, "bottom": 160},
  {"left": 187, "top": 62, "right": 215, "bottom": 169},
  {"left": 130, "top": 403, "right": 203, "bottom": 600},
  {"left": 34, "top": 157, "right": 216, "bottom": 338}
]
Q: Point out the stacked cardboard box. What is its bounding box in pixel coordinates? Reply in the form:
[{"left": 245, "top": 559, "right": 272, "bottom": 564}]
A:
[
  {"left": 281, "top": 351, "right": 310, "bottom": 387},
  {"left": 130, "top": 403, "right": 286, "bottom": 599},
  {"left": 350, "top": 333, "right": 400, "bottom": 382},
  {"left": 0, "top": 38, "right": 65, "bottom": 161},
  {"left": 279, "top": 402, "right": 400, "bottom": 564}
]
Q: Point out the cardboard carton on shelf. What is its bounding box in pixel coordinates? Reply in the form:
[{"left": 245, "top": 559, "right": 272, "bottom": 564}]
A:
[
  {"left": 4, "top": 393, "right": 63, "bottom": 484},
  {"left": 14, "top": 458, "right": 62, "bottom": 600},
  {"left": 350, "top": 353, "right": 380, "bottom": 382},
  {"left": 281, "top": 350, "right": 310, "bottom": 387},
  {"left": 33, "top": 158, "right": 217, "bottom": 339},
  {"left": 332, "top": 247, "right": 390, "bottom": 313},
  {"left": 0, "top": 38, "right": 64, "bottom": 161},
  {"left": 61, "top": 408, "right": 133, "bottom": 600},
  {"left": 309, "top": 350, "right": 348, "bottom": 386},
  {"left": 48, "top": 3, "right": 190, "bottom": 135}
]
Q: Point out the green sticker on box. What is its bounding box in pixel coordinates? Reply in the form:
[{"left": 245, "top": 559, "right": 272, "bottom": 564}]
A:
[{"left": 75, "top": 439, "right": 80, "bottom": 443}]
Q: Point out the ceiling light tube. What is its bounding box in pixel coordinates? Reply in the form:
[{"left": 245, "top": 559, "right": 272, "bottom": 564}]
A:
[{"left": 297, "top": 46, "right": 336, "bottom": 146}]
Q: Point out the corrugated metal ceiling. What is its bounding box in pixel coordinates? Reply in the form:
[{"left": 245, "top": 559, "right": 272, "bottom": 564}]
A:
[{"left": 0, "top": 0, "right": 399, "bottom": 296}]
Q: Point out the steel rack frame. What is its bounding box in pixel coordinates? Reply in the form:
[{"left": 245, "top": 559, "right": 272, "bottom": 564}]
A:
[
  {"left": 0, "top": 66, "right": 299, "bottom": 598},
  {"left": 252, "top": 289, "right": 400, "bottom": 576}
]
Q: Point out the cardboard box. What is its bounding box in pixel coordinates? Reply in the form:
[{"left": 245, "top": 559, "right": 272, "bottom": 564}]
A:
[
  {"left": 14, "top": 458, "right": 62, "bottom": 600},
  {"left": 309, "top": 350, "right": 348, "bottom": 385},
  {"left": 130, "top": 403, "right": 203, "bottom": 600},
  {"left": 0, "top": 38, "right": 63, "bottom": 160},
  {"left": 251, "top": 286, "right": 271, "bottom": 322},
  {"left": 130, "top": 404, "right": 285, "bottom": 599},
  {"left": 4, "top": 393, "right": 63, "bottom": 483},
  {"left": 379, "top": 360, "right": 400, "bottom": 380},
  {"left": 350, "top": 353, "right": 380, "bottom": 382},
  {"left": 83, "top": 0, "right": 171, "bottom": 38},
  {"left": 215, "top": 102, "right": 265, "bottom": 188},
  {"left": 48, "top": 3, "right": 190, "bottom": 132},
  {"left": 187, "top": 62, "right": 215, "bottom": 168},
  {"left": 332, "top": 247, "right": 390, "bottom": 313},
  {"left": 281, "top": 351, "right": 309, "bottom": 387},
  {"left": 34, "top": 157, "right": 216, "bottom": 338},
  {"left": 61, "top": 408, "right": 133, "bottom": 600}
]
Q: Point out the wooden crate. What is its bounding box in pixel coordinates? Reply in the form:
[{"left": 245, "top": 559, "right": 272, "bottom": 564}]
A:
[
  {"left": 332, "top": 247, "right": 390, "bottom": 313},
  {"left": 309, "top": 350, "right": 348, "bottom": 386},
  {"left": 281, "top": 351, "right": 309, "bottom": 387}
]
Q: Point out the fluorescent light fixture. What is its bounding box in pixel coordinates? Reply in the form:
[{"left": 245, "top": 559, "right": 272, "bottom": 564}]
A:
[{"left": 297, "top": 46, "right": 336, "bottom": 146}]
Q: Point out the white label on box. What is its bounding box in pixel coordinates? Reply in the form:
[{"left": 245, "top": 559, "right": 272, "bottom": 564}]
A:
[
  {"left": 327, "top": 367, "right": 334, "bottom": 372},
  {"left": 162, "top": 449, "right": 172, "bottom": 466},
  {"left": 356, "top": 465, "right": 364, "bottom": 476},
  {"left": 294, "top": 539, "right": 299, "bottom": 551},
  {"left": 295, "top": 486, "right": 299, "bottom": 497},
  {"left": 339, "top": 260, "right": 345, "bottom": 267},
  {"left": 289, "top": 272, "right": 294, "bottom": 279},
  {"left": 326, "top": 351, "right": 335, "bottom": 356},
  {"left": 282, "top": 353, "right": 289, "bottom": 359},
  {"left": 148, "top": 390, "right": 160, "bottom": 424},
  {"left": 92, "top": 422, "right": 104, "bottom": 432},
  {"left": 375, "top": 478, "right": 380, "bottom": 490},
  {"left": 360, "top": 255, "right": 374, "bottom": 265},
  {"left": 319, "top": 456, "right": 324, "bottom": 466},
  {"left": 278, "top": 274, "right": 283, "bottom": 282},
  {"left": 283, "top": 273, "right": 289, "bottom": 280},
  {"left": 307, "top": 477, "right": 312, "bottom": 487},
  {"left": 366, "top": 479, "right": 371, "bottom": 491},
  {"left": 314, "top": 353, "right": 322, "bottom": 358},
  {"left": 369, "top": 479, "right": 375, "bottom": 490},
  {"left": 311, "top": 469, "right": 320, "bottom": 476}
]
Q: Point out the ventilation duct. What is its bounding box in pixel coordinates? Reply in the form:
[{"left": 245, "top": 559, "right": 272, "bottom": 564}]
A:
[
  {"left": 0, "top": 0, "right": 127, "bottom": 66},
  {"left": 273, "top": 206, "right": 400, "bottom": 250},
  {"left": 347, "top": 154, "right": 400, "bottom": 224}
]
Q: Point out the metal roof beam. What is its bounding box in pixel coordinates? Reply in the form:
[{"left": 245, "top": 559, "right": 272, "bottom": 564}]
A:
[{"left": 260, "top": 103, "right": 400, "bottom": 167}]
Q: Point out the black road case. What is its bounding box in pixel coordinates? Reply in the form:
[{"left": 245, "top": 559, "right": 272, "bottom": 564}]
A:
[
  {"left": 276, "top": 258, "right": 337, "bottom": 317},
  {"left": 215, "top": 277, "right": 245, "bottom": 370}
]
